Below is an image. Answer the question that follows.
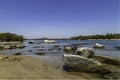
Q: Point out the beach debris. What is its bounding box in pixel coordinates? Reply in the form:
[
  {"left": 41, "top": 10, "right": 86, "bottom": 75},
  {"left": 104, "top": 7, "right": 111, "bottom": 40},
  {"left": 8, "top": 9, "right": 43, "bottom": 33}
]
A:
[
  {"left": 36, "top": 52, "right": 45, "bottom": 55},
  {"left": 75, "top": 47, "right": 94, "bottom": 58},
  {"left": 94, "top": 43, "right": 105, "bottom": 48},
  {"left": 14, "top": 53, "right": 22, "bottom": 55}
]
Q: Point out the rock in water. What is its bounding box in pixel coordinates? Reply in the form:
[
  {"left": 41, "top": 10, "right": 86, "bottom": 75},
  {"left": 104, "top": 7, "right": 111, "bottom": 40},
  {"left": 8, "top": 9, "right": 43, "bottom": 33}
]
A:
[
  {"left": 36, "top": 52, "right": 45, "bottom": 55},
  {"left": 16, "top": 44, "right": 25, "bottom": 48},
  {"left": 75, "top": 47, "right": 94, "bottom": 58},
  {"left": 94, "top": 43, "right": 104, "bottom": 48},
  {"left": 3, "top": 45, "right": 11, "bottom": 49},
  {"left": 14, "top": 53, "right": 22, "bottom": 55},
  {"left": 64, "top": 47, "right": 73, "bottom": 53}
]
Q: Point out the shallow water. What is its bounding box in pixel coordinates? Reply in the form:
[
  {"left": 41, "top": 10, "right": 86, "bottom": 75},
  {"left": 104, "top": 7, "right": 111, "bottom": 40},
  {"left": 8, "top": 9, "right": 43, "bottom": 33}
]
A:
[{"left": 0, "top": 40, "right": 119, "bottom": 59}]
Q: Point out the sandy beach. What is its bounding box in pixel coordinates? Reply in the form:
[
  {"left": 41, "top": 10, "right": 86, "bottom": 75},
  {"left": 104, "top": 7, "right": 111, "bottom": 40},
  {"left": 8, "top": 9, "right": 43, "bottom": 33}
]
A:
[{"left": 0, "top": 54, "right": 119, "bottom": 79}]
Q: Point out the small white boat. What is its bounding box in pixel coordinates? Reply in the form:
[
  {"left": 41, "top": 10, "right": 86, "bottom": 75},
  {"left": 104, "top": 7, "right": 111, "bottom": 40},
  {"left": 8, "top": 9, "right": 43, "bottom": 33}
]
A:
[{"left": 43, "top": 40, "right": 56, "bottom": 43}]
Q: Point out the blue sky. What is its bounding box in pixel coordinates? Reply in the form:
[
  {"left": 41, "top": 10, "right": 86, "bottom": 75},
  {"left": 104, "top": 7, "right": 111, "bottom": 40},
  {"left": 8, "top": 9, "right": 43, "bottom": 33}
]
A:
[{"left": 0, "top": 0, "right": 119, "bottom": 38}]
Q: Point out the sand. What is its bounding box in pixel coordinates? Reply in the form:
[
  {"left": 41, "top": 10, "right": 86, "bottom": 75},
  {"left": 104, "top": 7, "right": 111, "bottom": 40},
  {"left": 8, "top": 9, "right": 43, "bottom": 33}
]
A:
[{"left": 0, "top": 54, "right": 119, "bottom": 79}]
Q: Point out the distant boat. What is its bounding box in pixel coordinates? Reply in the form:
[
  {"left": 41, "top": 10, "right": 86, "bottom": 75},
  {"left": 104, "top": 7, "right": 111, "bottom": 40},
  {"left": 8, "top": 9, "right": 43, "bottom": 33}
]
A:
[
  {"left": 29, "top": 40, "right": 35, "bottom": 44},
  {"left": 43, "top": 40, "right": 56, "bottom": 43}
]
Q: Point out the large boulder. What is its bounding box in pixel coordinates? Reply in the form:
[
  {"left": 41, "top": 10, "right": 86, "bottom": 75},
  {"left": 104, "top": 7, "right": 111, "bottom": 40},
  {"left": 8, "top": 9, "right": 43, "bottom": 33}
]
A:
[
  {"left": 75, "top": 47, "right": 94, "bottom": 58},
  {"left": 63, "top": 54, "right": 111, "bottom": 74},
  {"left": 94, "top": 43, "right": 104, "bottom": 48},
  {"left": 63, "top": 54, "right": 102, "bottom": 72}
]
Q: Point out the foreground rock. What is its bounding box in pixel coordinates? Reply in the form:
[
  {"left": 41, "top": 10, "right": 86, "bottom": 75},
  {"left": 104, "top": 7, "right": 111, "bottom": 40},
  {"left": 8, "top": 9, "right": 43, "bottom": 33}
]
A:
[
  {"left": 94, "top": 43, "right": 105, "bottom": 48},
  {"left": 75, "top": 47, "right": 94, "bottom": 58},
  {"left": 63, "top": 54, "right": 116, "bottom": 79},
  {"left": 63, "top": 54, "right": 102, "bottom": 72}
]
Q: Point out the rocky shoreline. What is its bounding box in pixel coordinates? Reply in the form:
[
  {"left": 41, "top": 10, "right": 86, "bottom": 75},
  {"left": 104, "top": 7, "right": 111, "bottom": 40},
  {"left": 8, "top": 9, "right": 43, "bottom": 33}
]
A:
[{"left": 0, "top": 53, "right": 119, "bottom": 79}]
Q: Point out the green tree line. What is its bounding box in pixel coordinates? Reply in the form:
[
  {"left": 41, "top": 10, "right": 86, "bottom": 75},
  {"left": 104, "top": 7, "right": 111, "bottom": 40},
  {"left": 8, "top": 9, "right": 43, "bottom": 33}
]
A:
[
  {"left": 0, "top": 32, "right": 24, "bottom": 42},
  {"left": 71, "top": 33, "right": 120, "bottom": 40}
]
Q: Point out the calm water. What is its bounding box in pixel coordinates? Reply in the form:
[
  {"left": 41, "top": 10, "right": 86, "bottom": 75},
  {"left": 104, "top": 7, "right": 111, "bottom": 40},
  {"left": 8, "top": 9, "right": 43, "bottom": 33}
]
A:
[{"left": 0, "top": 40, "right": 120, "bottom": 59}]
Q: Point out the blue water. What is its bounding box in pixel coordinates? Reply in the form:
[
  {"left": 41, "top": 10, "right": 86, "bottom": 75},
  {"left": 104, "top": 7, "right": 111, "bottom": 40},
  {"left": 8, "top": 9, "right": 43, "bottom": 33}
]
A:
[{"left": 0, "top": 40, "right": 120, "bottom": 59}]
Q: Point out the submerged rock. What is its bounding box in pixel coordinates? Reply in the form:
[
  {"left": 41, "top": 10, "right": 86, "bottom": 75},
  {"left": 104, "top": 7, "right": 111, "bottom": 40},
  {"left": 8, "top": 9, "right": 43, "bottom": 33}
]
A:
[
  {"left": 114, "top": 46, "right": 120, "bottom": 50},
  {"left": 29, "top": 40, "right": 35, "bottom": 44},
  {"left": 14, "top": 53, "right": 22, "bottom": 55},
  {"left": 94, "top": 43, "right": 105, "bottom": 48},
  {"left": 75, "top": 47, "right": 94, "bottom": 58},
  {"left": 36, "top": 52, "right": 45, "bottom": 55}
]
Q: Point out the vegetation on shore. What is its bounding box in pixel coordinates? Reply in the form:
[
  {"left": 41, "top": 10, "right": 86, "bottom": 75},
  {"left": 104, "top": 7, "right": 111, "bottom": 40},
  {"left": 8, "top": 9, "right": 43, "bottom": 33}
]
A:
[
  {"left": 0, "top": 32, "right": 24, "bottom": 42},
  {"left": 71, "top": 33, "right": 120, "bottom": 40}
]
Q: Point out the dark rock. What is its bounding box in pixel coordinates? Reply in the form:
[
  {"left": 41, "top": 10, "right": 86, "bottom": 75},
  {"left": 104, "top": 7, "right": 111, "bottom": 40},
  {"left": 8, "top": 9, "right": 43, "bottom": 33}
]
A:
[
  {"left": 14, "top": 53, "right": 22, "bottom": 55},
  {"left": 53, "top": 45, "right": 59, "bottom": 47},
  {"left": 28, "top": 50, "right": 32, "bottom": 52},
  {"left": 114, "top": 46, "right": 120, "bottom": 50},
  {"left": 36, "top": 52, "right": 45, "bottom": 55}
]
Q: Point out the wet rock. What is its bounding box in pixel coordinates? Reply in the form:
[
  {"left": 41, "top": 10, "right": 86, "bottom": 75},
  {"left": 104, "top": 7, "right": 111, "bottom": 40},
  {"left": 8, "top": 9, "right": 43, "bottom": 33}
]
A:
[
  {"left": 94, "top": 43, "right": 105, "bottom": 48},
  {"left": 36, "top": 52, "right": 45, "bottom": 55},
  {"left": 75, "top": 47, "right": 94, "bottom": 58},
  {"left": 14, "top": 53, "right": 22, "bottom": 55}
]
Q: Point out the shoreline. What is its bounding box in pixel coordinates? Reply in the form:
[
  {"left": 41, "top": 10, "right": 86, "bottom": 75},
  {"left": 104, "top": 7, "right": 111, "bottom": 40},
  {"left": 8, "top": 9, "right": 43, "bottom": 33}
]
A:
[{"left": 0, "top": 54, "right": 119, "bottom": 79}]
